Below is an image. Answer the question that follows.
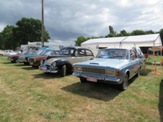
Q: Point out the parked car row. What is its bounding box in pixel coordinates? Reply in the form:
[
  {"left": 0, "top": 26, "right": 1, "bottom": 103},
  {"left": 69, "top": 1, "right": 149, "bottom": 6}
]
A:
[{"left": 6, "top": 46, "right": 145, "bottom": 90}]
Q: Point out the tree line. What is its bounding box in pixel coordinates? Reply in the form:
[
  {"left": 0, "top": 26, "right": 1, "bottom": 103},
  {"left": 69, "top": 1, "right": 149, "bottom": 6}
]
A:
[
  {"left": 0, "top": 17, "right": 50, "bottom": 50},
  {"left": 75, "top": 26, "right": 163, "bottom": 46}
]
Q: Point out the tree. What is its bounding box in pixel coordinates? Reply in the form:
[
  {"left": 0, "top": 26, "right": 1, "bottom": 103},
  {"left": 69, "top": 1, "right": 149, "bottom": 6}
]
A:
[
  {"left": 131, "top": 30, "right": 145, "bottom": 35},
  {"left": 120, "top": 30, "right": 129, "bottom": 36},
  {"left": 105, "top": 26, "right": 117, "bottom": 37},
  {"left": 13, "top": 17, "right": 50, "bottom": 45},
  {"left": 145, "top": 30, "right": 154, "bottom": 34},
  {"left": 75, "top": 36, "right": 89, "bottom": 46},
  {"left": 109, "top": 26, "right": 115, "bottom": 34},
  {"left": 0, "top": 32, "right": 3, "bottom": 49},
  {"left": 159, "top": 29, "right": 163, "bottom": 45},
  {"left": 0, "top": 25, "right": 15, "bottom": 49}
]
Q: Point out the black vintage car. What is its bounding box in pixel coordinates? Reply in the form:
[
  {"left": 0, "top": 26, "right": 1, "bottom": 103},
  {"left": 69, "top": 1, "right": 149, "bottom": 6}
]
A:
[{"left": 39, "top": 47, "right": 94, "bottom": 76}]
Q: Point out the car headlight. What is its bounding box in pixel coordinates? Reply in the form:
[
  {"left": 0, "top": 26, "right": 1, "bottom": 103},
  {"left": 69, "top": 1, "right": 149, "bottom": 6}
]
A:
[
  {"left": 52, "top": 62, "right": 56, "bottom": 67},
  {"left": 105, "top": 69, "right": 117, "bottom": 76},
  {"left": 74, "top": 66, "right": 82, "bottom": 71}
]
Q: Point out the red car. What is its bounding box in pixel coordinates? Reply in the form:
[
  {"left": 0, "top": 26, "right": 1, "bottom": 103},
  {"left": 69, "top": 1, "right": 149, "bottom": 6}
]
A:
[{"left": 28, "top": 50, "right": 59, "bottom": 67}]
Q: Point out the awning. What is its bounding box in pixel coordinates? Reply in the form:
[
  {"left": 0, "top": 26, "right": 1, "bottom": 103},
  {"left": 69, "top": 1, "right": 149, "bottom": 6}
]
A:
[{"left": 148, "top": 46, "right": 163, "bottom": 51}]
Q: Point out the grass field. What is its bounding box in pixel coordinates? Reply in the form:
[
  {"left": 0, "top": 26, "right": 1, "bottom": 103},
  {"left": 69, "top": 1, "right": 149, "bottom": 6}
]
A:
[{"left": 0, "top": 56, "right": 163, "bottom": 122}]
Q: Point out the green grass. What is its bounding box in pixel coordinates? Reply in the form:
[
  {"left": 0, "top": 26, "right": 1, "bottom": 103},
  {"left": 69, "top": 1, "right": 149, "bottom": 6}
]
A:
[
  {"left": 146, "top": 55, "right": 163, "bottom": 63},
  {"left": 0, "top": 56, "right": 163, "bottom": 122}
]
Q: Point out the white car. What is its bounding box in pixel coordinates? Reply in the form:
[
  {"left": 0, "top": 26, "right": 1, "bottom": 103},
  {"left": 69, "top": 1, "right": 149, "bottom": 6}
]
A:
[
  {"left": 3, "top": 50, "right": 18, "bottom": 56},
  {"left": 0, "top": 50, "right": 5, "bottom": 56}
]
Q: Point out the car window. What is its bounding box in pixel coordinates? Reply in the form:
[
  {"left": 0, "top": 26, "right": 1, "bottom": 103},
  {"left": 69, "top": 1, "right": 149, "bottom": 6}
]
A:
[
  {"left": 96, "top": 49, "right": 128, "bottom": 59},
  {"left": 85, "top": 50, "right": 93, "bottom": 56},
  {"left": 60, "top": 48, "right": 75, "bottom": 55},
  {"left": 136, "top": 48, "right": 144, "bottom": 58},
  {"left": 43, "top": 50, "right": 52, "bottom": 56},
  {"left": 60, "top": 49, "right": 69, "bottom": 55},
  {"left": 51, "top": 51, "right": 59, "bottom": 55},
  {"left": 130, "top": 49, "right": 137, "bottom": 60},
  {"left": 78, "top": 49, "right": 85, "bottom": 56},
  {"left": 36, "top": 49, "right": 44, "bottom": 55}
]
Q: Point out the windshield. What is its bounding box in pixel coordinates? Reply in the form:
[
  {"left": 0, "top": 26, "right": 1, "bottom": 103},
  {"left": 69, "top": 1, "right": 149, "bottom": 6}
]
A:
[
  {"left": 26, "top": 50, "right": 37, "bottom": 55},
  {"left": 59, "top": 48, "right": 75, "bottom": 55},
  {"left": 43, "top": 50, "right": 54, "bottom": 56},
  {"left": 36, "top": 49, "right": 45, "bottom": 55},
  {"left": 96, "top": 49, "right": 128, "bottom": 59}
]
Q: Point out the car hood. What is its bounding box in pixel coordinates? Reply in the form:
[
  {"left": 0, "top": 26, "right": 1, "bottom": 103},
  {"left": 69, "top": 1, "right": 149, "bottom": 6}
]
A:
[
  {"left": 33, "top": 55, "right": 47, "bottom": 60},
  {"left": 20, "top": 54, "right": 40, "bottom": 58},
  {"left": 74, "top": 58, "right": 130, "bottom": 69}
]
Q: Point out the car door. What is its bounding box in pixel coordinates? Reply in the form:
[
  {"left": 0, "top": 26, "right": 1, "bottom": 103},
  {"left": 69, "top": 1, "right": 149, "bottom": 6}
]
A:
[
  {"left": 136, "top": 47, "right": 145, "bottom": 69},
  {"left": 129, "top": 49, "right": 139, "bottom": 78}
]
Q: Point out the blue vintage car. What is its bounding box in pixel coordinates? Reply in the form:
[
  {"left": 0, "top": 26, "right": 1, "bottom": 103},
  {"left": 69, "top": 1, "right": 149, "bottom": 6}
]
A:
[{"left": 73, "top": 47, "right": 145, "bottom": 90}]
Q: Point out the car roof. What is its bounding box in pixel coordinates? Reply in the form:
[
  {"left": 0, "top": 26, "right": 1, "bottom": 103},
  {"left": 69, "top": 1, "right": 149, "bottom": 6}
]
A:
[
  {"left": 105, "top": 47, "right": 130, "bottom": 50},
  {"left": 105, "top": 47, "right": 141, "bottom": 50}
]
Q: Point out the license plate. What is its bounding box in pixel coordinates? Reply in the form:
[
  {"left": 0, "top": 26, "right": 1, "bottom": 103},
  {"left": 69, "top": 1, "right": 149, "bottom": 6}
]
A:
[
  {"left": 87, "top": 77, "right": 97, "bottom": 82},
  {"left": 41, "top": 67, "right": 48, "bottom": 72}
]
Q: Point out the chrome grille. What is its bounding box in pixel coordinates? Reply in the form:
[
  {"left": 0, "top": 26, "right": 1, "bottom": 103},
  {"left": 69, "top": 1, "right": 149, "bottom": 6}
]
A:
[{"left": 82, "top": 67, "right": 105, "bottom": 74}]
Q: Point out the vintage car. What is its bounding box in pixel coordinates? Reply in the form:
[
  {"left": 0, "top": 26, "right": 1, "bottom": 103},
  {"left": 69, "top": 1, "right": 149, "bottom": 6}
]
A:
[
  {"left": 8, "top": 50, "right": 30, "bottom": 63},
  {"left": 28, "top": 50, "right": 59, "bottom": 67},
  {"left": 18, "top": 47, "right": 54, "bottom": 65},
  {"left": 39, "top": 47, "right": 94, "bottom": 76},
  {"left": 3, "top": 50, "right": 18, "bottom": 56},
  {"left": 73, "top": 47, "right": 145, "bottom": 90}
]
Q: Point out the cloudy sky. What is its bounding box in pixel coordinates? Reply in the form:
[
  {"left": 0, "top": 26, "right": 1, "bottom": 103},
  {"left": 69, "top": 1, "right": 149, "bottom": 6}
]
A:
[{"left": 0, "top": 0, "right": 163, "bottom": 46}]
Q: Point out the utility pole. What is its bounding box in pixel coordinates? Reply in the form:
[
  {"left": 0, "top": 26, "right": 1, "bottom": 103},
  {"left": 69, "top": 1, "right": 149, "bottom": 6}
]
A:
[{"left": 41, "top": 0, "right": 44, "bottom": 47}]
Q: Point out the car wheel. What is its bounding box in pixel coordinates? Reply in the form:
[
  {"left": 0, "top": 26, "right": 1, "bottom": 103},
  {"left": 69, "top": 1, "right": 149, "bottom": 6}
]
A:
[
  {"left": 60, "top": 65, "right": 66, "bottom": 77},
  {"left": 16, "top": 59, "right": 19, "bottom": 63},
  {"left": 32, "top": 65, "right": 36, "bottom": 68},
  {"left": 43, "top": 72, "right": 49, "bottom": 74},
  {"left": 24, "top": 62, "right": 29, "bottom": 65},
  {"left": 80, "top": 77, "right": 87, "bottom": 83},
  {"left": 119, "top": 74, "right": 128, "bottom": 90}
]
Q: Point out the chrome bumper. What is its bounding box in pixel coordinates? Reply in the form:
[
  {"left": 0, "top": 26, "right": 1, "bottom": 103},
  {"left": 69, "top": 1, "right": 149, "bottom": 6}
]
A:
[
  {"left": 73, "top": 71, "right": 122, "bottom": 84},
  {"left": 39, "top": 66, "right": 58, "bottom": 73}
]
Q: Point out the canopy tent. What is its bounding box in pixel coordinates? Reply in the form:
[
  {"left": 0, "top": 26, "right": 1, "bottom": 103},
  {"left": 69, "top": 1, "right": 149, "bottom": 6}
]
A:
[
  {"left": 81, "top": 37, "right": 126, "bottom": 55},
  {"left": 148, "top": 46, "right": 163, "bottom": 56},
  {"left": 148, "top": 46, "right": 163, "bottom": 52},
  {"left": 82, "top": 36, "right": 126, "bottom": 45},
  {"left": 121, "top": 34, "right": 162, "bottom": 47},
  {"left": 81, "top": 34, "right": 162, "bottom": 55}
]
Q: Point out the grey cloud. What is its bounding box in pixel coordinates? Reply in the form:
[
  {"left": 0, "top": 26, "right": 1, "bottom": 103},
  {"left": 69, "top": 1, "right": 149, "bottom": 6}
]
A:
[{"left": 0, "top": 0, "right": 163, "bottom": 45}]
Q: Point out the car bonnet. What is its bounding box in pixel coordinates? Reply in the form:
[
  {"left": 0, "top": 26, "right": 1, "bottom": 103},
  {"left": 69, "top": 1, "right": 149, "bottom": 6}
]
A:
[{"left": 74, "top": 58, "right": 129, "bottom": 69}]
